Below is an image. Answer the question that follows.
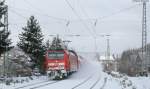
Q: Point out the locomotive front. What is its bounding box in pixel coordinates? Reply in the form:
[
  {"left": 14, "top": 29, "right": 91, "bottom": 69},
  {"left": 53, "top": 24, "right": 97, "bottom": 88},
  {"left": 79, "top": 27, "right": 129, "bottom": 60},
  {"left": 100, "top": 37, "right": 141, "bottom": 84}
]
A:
[{"left": 45, "top": 50, "right": 68, "bottom": 79}]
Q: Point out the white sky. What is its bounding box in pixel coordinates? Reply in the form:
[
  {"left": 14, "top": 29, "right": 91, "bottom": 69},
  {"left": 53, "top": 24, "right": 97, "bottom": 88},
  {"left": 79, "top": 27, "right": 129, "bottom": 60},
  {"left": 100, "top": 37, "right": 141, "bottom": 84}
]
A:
[{"left": 5, "top": 0, "right": 150, "bottom": 54}]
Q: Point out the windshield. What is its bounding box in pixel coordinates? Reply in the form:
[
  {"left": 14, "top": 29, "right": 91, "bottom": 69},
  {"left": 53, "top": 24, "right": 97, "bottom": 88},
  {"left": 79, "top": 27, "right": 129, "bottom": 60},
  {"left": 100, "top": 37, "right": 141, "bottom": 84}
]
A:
[{"left": 48, "top": 51, "right": 64, "bottom": 59}]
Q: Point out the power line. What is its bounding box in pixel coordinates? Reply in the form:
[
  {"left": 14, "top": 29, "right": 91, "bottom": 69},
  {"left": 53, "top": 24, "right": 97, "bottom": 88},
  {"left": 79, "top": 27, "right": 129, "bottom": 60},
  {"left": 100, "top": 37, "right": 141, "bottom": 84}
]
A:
[
  {"left": 77, "top": 1, "right": 99, "bottom": 53},
  {"left": 98, "top": 3, "right": 142, "bottom": 21},
  {"left": 8, "top": 2, "right": 141, "bottom": 25},
  {"left": 8, "top": 6, "right": 63, "bottom": 23},
  {"left": 64, "top": 0, "right": 101, "bottom": 55},
  {"left": 9, "top": 8, "right": 27, "bottom": 19},
  {"left": 64, "top": 0, "right": 96, "bottom": 38},
  {"left": 69, "top": 3, "right": 141, "bottom": 23},
  {"left": 23, "top": 0, "right": 67, "bottom": 22},
  {"left": 77, "top": 0, "right": 97, "bottom": 32}
]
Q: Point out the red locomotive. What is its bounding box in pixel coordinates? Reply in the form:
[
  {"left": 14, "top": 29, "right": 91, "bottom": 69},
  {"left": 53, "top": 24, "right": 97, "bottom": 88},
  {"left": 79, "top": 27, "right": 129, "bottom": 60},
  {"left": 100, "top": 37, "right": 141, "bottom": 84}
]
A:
[{"left": 44, "top": 49, "right": 79, "bottom": 79}]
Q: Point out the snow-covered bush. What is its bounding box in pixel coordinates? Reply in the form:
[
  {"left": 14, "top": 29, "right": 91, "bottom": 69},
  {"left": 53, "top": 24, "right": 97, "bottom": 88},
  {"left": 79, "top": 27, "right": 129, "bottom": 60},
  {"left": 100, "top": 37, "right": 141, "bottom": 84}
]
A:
[{"left": 6, "top": 47, "right": 33, "bottom": 77}]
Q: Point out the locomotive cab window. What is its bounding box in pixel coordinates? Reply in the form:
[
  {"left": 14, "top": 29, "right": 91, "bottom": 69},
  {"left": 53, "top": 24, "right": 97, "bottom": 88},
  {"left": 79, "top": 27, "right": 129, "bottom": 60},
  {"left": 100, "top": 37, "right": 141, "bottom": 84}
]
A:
[{"left": 48, "top": 51, "right": 64, "bottom": 59}]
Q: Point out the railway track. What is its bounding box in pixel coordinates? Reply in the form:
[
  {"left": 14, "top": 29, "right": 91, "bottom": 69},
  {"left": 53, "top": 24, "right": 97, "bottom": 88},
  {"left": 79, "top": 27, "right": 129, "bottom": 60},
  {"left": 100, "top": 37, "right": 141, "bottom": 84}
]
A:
[
  {"left": 100, "top": 77, "right": 107, "bottom": 89},
  {"left": 30, "top": 80, "right": 61, "bottom": 89},
  {"left": 15, "top": 72, "right": 103, "bottom": 89},
  {"left": 15, "top": 80, "right": 62, "bottom": 89},
  {"left": 71, "top": 72, "right": 101, "bottom": 89},
  {"left": 71, "top": 75, "right": 93, "bottom": 89},
  {"left": 89, "top": 76, "right": 101, "bottom": 89},
  {"left": 15, "top": 80, "right": 50, "bottom": 89}
]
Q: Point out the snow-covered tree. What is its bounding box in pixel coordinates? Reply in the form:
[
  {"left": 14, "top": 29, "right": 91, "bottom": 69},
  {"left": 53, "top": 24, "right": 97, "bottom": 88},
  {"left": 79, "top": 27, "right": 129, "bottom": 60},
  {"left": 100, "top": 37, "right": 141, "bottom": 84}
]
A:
[
  {"left": 45, "top": 40, "right": 51, "bottom": 50},
  {"left": 0, "top": 1, "right": 12, "bottom": 56},
  {"left": 0, "top": 30, "right": 12, "bottom": 55},
  {"left": 50, "top": 36, "right": 65, "bottom": 50},
  {"left": 7, "top": 47, "right": 32, "bottom": 77},
  {"left": 17, "top": 16, "right": 45, "bottom": 69}
]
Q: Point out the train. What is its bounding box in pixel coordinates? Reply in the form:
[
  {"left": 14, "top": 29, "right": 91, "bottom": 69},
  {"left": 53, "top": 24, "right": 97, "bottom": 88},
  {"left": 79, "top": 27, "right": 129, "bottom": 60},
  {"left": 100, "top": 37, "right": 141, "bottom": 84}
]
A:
[{"left": 44, "top": 49, "right": 79, "bottom": 79}]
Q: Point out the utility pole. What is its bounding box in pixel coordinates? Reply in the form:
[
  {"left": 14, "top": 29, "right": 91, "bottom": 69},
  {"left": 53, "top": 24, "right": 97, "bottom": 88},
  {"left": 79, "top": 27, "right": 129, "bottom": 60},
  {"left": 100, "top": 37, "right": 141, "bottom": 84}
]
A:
[
  {"left": 96, "top": 34, "right": 111, "bottom": 61},
  {"left": 105, "top": 35, "right": 111, "bottom": 71},
  {"left": 133, "top": 0, "right": 149, "bottom": 72},
  {"left": 141, "top": 1, "right": 147, "bottom": 57},
  {"left": 0, "top": 0, "right": 8, "bottom": 77},
  {"left": 106, "top": 35, "right": 110, "bottom": 60},
  {"left": 106, "top": 37, "right": 110, "bottom": 60}
]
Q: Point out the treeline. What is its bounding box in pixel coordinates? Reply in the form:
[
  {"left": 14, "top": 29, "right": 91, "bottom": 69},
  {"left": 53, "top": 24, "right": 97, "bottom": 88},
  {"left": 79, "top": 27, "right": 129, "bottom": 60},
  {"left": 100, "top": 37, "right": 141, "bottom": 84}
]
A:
[
  {"left": 0, "top": 1, "right": 65, "bottom": 75},
  {"left": 118, "top": 44, "right": 150, "bottom": 76},
  {"left": 0, "top": 15, "right": 51, "bottom": 72}
]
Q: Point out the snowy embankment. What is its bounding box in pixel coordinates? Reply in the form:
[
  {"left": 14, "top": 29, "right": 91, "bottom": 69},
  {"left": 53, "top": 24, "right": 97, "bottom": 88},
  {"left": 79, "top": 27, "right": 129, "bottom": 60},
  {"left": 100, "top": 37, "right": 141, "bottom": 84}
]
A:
[
  {"left": 1, "top": 52, "right": 150, "bottom": 89},
  {"left": 130, "top": 77, "right": 150, "bottom": 89},
  {"left": 0, "top": 76, "right": 49, "bottom": 89}
]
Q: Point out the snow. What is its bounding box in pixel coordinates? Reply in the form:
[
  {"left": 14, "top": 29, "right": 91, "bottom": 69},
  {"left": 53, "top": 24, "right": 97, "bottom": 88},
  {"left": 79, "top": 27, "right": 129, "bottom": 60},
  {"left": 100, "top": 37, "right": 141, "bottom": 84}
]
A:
[
  {"left": 0, "top": 52, "right": 150, "bottom": 89},
  {"left": 130, "top": 77, "right": 150, "bottom": 89},
  {"left": 99, "top": 55, "right": 115, "bottom": 61},
  {"left": 0, "top": 76, "right": 48, "bottom": 89}
]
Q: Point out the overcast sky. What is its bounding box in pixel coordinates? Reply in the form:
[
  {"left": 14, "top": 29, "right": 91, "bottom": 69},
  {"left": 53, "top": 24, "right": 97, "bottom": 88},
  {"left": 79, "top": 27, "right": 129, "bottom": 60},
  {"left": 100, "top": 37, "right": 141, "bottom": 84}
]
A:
[{"left": 5, "top": 0, "right": 150, "bottom": 55}]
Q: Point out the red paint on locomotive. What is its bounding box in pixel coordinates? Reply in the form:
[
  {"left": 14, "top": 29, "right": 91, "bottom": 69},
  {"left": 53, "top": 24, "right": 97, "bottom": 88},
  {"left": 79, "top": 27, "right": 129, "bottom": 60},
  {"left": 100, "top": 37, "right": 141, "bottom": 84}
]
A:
[{"left": 44, "top": 49, "right": 78, "bottom": 79}]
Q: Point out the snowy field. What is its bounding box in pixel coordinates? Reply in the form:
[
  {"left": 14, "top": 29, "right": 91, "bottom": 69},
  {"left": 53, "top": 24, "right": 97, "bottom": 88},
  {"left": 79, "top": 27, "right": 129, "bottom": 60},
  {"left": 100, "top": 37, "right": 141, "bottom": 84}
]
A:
[{"left": 0, "top": 53, "right": 150, "bottom": 89}]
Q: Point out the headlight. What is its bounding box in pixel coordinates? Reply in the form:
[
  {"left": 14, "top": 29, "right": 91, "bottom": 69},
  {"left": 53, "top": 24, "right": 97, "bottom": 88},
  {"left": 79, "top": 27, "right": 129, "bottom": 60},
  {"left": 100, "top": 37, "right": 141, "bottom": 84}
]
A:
[
  {"left": 48, "top": 63, "right": 55, "bottom": 66},
  {"left": 59, "top": 65, "right": 64, "bottom": 69}
]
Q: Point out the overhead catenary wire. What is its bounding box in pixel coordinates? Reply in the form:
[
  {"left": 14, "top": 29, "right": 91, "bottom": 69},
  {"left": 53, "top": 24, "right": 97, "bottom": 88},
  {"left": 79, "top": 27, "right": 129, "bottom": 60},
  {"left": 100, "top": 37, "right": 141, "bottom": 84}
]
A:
[
  {"left": 23, "top": 0, "right": 67, "bottom": 22},
  {"left": 8, "top": 0, "right": 143, "bottom": 36},
  {"left": 9, "top": 8, "right": 27, "bottom": 19},
  {"left": 8, "top": 8, "right": 49, "bottom": 33},
  {"left": 98, "top": 3, "right": 142, "bottom": 21},
  {"left": 77, "top": 0, "right": 99, "bottom": 52},
  {"left": 8, "top": 6, "right": 64, "bottom": 24},
  {"left": 77, "top": 0, "right": 97, "bottom": 30},
  {"left": 69, "top": 3, "right": 142, "bottom": 23},
  {"left": 64, "top": 0, "right": 101, "bottom": 54},
  {"left": 75, "top": 1, "right": 141, "bottom": 54},
  {"left": 8, "top": 1, "right": 141, "bottom": 27},
  {"left": 64, "top": 0, "right": 96, "bottom": 38},
  {"left": 8, "top": 7, "right": 66, "bottom": 32}
]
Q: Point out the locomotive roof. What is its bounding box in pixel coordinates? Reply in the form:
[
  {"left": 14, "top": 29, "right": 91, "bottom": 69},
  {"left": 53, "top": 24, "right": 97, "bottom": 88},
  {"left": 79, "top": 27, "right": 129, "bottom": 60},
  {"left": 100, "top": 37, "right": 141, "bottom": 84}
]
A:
[{"left": 47, "top": 49, "right": 78, "bottom": 57}]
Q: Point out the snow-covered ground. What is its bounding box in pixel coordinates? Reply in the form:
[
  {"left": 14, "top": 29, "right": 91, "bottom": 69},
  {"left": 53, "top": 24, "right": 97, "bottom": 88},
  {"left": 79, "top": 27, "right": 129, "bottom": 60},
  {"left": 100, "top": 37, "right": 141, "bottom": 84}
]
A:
[{"left": 1, "top": 53, "right": 150, "bottom": 89}]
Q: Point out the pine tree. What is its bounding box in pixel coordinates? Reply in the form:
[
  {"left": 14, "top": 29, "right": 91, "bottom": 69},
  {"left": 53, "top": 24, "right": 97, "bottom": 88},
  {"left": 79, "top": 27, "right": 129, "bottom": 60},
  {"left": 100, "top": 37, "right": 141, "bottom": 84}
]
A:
[
  {"left": 17, "top": 16, "right": 45, "bottom": 69},
  {"left": 0, "top": 30, "right": 12, "bottom": 55},
  {"left": 45, "top": 40, "right": 51, "bottom": 50},
  {"left": 50, "top": 36, "right": 65, "bottom": 50},
  {"left": 0, "top": 1, "right": 12, "bottom": 56}
]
